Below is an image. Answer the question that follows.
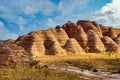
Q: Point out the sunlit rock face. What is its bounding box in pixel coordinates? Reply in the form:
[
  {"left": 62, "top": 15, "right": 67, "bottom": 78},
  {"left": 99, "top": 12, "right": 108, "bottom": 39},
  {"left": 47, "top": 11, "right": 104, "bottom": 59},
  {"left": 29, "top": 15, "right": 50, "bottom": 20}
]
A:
[
  {"left": 77, "top": 20, "right": 103, "bottom": 37},
  {"left": 44, "top": 29, "right": 66, "bottom": 55},
  {"left": 16, "top": 28, "right": 67, "bottom": 57},
  {"left": 62, "top": 21, "right": 88, "bottom": 49},
  {"left": 114, "top": 33, "right": 120, "bottom": 47},
  {"left": 64, "top": 38, "right": 84, "bottom": 54},
  {"left": 55, "top": 26, "right": 69, "bottom": 46},
  {"left": 100, "top": 25, "right": 120, "bottom": 39},
  {"left": 0, "top": 40, "right": 32, "bottom": 67},
  {"left": 16, "top": 34, "right": 45, "bottom": 57},
  {"left": 87, "top": 30, "right": 105, "bottom": 53},
  {"left": 101, "top": 36, "right": 120, "bottom": 53}
]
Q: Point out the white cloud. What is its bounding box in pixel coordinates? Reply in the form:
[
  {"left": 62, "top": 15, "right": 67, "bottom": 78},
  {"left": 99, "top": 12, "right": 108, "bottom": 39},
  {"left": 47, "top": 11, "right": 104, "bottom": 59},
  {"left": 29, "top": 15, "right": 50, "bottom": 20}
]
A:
[
  {"left": 0, "top": 0, "right": 56, "bottom": 32},
  {"left": 58, "top": 0, "right": 90, "bottom": 15},
  {"left": 93, "top": 0, "right": 120, "bottom": 27},
  {"left": 0, "top": 21, "right": 18, "bottom": 40},
  {"left": 46, "top": 18, "right": 57, "bottom": 27},
  {"left": 10, "top": 0, "right": 56, "bottom": 15}
]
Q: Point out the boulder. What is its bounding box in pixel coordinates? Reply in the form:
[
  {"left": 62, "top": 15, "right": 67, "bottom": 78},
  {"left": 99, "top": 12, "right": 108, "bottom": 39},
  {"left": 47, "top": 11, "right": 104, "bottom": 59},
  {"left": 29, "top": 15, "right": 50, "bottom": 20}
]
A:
[
  {"left": 64, "top": 38, "right": 84, "bottom": 54},
  {"left": 101, "top": 36, "right": 120, "bottom": 53},
  {"left": 87, "top": 30, "right": 105, "bottom": 53}
]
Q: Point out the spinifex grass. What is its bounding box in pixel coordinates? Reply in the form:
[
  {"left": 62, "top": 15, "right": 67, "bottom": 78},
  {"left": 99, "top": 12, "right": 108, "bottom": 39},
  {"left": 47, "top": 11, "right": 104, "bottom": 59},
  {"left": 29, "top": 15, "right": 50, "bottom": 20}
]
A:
[
  {"left": 35, "top": 52, "right": 120, "bottom": 73},
  {"left": 0, "top": 63, "right": 86, "bottom": 80}
]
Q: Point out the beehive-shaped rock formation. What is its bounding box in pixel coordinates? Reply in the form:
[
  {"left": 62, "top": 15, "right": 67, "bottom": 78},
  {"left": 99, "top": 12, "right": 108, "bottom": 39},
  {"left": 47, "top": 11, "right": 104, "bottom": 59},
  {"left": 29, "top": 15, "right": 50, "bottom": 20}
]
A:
[
  {"left": 16, "top": 34, "right": 45, "bottom": 57},
  {"left": 114, "top": 34, "right": 120, "bottom": 46},
  {"left": 62, "top": 21, "right": 88, "bottom": 49},
  {"left": 0, "top": 40, "right": 31, "bottom": 67},
  {"left": 64, "top": 38, "right": 84, "bottom": 54},
  {"left": 77, "top": 20, "right": 103, "bottom": 37},
  {"left": 87, "top": 30, "right": 105, "bottom": 53},
  {"left": 105, "top": 27, "right": 117, "bottom": 39},
  {"left": 55, "top": 26, "right": 69, "bottom": 46},
  {"left": 44, "top": 29, "right": 66, "bottom": 55},
  {"left": 101, "top": 36, "right": 120, "bottom": 53}
]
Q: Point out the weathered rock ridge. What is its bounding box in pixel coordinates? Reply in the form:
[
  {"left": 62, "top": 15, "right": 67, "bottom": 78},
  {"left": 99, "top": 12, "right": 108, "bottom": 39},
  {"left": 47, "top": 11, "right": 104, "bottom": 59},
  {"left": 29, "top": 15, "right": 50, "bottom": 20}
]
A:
[
  {"left": 15, "top": 20, "right": 120, "bottom": 57},
  {"left": 0, "top": 20, "right": 120, "bottom": 66},
  {"left": 0, "top": 40, "right": 32, "bottom": 66}
]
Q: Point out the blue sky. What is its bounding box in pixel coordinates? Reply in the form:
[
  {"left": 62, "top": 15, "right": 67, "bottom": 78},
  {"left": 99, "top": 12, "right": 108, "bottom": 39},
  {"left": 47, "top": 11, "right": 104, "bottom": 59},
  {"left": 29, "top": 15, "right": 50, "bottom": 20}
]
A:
[{"left": 0, "top": 0, "right": 120, "bottom": 40}]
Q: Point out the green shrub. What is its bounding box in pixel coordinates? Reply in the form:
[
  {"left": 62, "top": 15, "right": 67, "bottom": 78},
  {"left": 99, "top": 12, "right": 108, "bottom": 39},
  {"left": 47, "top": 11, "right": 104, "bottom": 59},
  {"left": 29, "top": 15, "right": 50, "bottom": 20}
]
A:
[
  {"left": 92, "top": 68, "right": 98, "bottom": 72},
  {"left": 29, "top": 60, "right": 39, "bottom": 67}
]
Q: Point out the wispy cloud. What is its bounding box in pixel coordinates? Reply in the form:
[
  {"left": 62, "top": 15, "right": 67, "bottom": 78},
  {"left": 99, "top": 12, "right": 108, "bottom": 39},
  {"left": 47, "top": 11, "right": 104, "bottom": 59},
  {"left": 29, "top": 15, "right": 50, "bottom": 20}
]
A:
[
  {"left": 9, "top": 0, "right": 56, "bottom": 15},
  {"left": 0, "top": 21, "right": 18, "bottom": 40},
  {"left": 0, "top": 0, "right": 57, "bottom": 40},
  {"left": 58, "top": 0, "right": 90, "bottom": 15}
]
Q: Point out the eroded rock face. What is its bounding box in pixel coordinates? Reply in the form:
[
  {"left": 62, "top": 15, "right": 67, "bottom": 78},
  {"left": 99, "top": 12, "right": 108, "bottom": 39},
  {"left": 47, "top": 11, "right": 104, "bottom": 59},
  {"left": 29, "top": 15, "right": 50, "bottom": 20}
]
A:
[
  {"left": 87, "top": 30, "right": 105, "bottom": 53},
  {"left": 16, "top": 35, "right": 34, "bottom": 55},
  {"left": 15, "top": 20, "right": 120, "bottom": 56},
  {"left": 16, "top": 30, "right": 47, "bottom": 57},
  {"left": 100, "top": 25, "right": 120, "bottom": 38},
  {"left": 114, "top": 33, "right": 120, "bottom": 47},
  {"left": 0, "top": 40, "right": 31, "bottom": 67},
  {"left": 16, "top": 28, "right": 67, "bottom": 57},
  {"left": 77, "top": 20, "right": 103, "bottom": 37},
  {"left": 55, "top": 26, "right": 69, "bottom": 46},
  {"left": 64, "top": 38, "right": 84, "bottom": 54},
  {"left": 105, "top": 27, "right": 117, "bottom": 39},
  {"left": 101, "top": 36, "right": 120, "bottom": 53},
  {"left": 76, "top": 25, "right": 88, "bottom": 49},
  {"left": 44, "top": 31, "right": 66, "bottom": 55},
  {"left": 62, "top": 21, "right": 88, "bottom": 49}
]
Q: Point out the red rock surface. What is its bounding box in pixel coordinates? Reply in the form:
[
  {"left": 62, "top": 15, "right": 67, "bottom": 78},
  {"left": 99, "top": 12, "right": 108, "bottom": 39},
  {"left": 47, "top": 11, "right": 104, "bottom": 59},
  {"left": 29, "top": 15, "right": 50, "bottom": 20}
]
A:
[
  {"left": 114, "top": 33, "right": 120, "bottom": 47},
  {"left": 62, "top": 21, "right": 88, "bottom": 49},
  {"left": 64, "top": 38, "right": 84, "bottom": 54},
  {"left": 77, "top": 20, "right": 103, "bottom": 37},
  {"left": 0, "top": 40, "right": 32, "bottom": 67},
  {"left": 87, "top": 30, "right": 105, "bottom": 53},
  {"left": 101, "top": 36, "right": 120, "bottom": 53}
]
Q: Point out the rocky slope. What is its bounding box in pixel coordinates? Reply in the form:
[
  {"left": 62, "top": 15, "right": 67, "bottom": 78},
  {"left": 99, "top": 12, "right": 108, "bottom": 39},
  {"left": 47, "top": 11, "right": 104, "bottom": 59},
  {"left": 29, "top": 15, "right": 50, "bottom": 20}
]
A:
[
  {"left": 0, "top": 20, "right": 120, "bottom": 66},
  {"left": 0, "top": 39, "right": 32, "bottom": 67}
]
